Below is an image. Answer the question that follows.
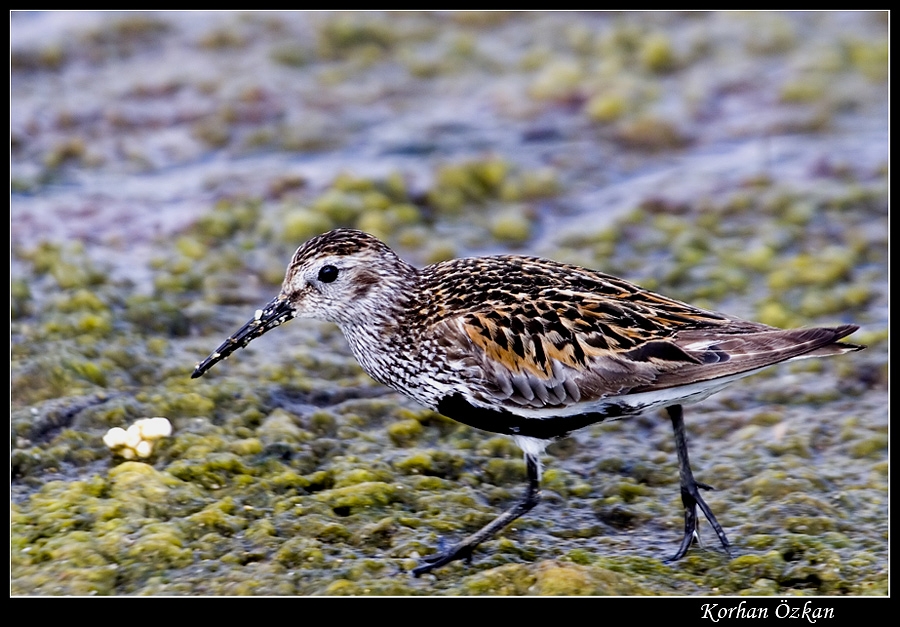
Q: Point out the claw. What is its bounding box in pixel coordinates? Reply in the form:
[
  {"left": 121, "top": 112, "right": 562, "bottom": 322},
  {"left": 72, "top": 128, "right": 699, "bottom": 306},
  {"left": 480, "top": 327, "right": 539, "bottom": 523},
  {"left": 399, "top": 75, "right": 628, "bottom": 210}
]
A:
[{"left": 412, "top": 544, "right": 474, "bottom": 577}]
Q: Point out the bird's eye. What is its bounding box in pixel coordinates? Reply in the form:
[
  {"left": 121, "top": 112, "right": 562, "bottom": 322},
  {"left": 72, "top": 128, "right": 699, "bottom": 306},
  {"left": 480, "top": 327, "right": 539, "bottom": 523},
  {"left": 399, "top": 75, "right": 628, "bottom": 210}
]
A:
[{"left": 317, "top": 265, "right": 339, "bottom": 283}]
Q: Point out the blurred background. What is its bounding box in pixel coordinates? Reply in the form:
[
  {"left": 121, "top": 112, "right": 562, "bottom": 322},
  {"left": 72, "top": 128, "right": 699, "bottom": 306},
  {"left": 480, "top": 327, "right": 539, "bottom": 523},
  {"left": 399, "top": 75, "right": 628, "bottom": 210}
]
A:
[{"left": 11, "top": 11, "right": 887, "bottom": 596}]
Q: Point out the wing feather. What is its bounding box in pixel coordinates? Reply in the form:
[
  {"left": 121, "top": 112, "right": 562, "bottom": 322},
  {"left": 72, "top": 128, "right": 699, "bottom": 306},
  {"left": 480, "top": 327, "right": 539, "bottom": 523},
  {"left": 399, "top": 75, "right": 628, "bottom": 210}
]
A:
[{"left": 419, "top": 256, "right": 861, "bottom": 415}]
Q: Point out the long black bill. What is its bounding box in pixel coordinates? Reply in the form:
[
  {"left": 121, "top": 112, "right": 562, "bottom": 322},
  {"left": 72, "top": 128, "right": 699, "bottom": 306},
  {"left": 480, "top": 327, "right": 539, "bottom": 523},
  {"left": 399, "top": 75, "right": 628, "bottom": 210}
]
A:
[{"left": 191, "top": 295, "right": 296, "bottom": 379}]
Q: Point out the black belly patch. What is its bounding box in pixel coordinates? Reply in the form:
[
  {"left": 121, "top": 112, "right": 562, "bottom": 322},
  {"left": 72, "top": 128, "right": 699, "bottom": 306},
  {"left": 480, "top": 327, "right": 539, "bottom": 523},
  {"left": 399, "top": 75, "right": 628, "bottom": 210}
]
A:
[{"left": 436, "top": 393, "right": 636, "bottom": 440}]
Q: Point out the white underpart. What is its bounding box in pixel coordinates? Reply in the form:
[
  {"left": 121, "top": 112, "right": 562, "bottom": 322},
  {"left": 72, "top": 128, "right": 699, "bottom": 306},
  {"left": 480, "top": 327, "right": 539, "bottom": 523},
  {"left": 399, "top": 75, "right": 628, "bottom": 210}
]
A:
[
  {"left": 513, "top": 435, "right": 548, "bottom": 480},
  {"left": 504, "top": 371, "right": 755, "bottom": 420}
]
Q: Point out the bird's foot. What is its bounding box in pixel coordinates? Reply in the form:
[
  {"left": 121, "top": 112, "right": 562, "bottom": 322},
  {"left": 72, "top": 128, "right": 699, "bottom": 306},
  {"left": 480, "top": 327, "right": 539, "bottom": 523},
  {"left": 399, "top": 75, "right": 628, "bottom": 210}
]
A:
[
  {"left": 665, "top": 478, "right": 732, "bottom": 563},
  {"left": 411, "top": 541, "right": 474, "bottom": 577}
]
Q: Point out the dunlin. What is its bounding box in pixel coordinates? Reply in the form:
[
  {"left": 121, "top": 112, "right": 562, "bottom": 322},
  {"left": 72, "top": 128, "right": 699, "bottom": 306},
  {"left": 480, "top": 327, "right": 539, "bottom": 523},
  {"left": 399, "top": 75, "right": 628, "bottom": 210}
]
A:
[{"left": 193, "top": 228, "right": 863, "bottom": 575}]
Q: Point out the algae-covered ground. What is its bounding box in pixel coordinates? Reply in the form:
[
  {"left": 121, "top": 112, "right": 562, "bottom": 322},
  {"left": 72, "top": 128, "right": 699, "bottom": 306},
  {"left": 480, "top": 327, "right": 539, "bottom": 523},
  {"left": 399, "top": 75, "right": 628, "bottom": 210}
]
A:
[{"left": 11, "top": 11, "right": 887, "bottom": 596}]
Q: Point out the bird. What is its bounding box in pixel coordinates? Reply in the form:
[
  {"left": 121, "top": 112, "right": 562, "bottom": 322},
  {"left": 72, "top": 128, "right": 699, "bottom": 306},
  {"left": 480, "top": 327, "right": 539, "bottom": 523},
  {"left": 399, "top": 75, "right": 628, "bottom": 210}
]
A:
[{"left": 191, "top": 228, "right": 864, "bottom": 576}]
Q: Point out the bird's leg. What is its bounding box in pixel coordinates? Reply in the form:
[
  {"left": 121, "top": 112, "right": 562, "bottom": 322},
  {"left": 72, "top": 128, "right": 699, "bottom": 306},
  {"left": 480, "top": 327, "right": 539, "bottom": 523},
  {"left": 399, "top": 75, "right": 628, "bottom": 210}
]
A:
[
  {"left": 412, "top": 451, "right": 542, "bottom": 576},
  {"left": 664, "top": 404, "right": 732, "bottom": 562}
]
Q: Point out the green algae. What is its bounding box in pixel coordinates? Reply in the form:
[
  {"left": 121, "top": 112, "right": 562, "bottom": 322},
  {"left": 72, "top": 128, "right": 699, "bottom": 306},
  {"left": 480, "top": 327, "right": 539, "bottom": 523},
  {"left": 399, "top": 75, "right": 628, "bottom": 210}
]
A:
[
  {"left": 16, "top": 242, "right": 109, "bottom": 290},
  {"left": 386, "top": 418, "right": 424, "bottom": 446},
  {"left": 490, "top": 209, "right": 532, "bottom": 245},
  {"left": 458, "top": 560, "right": 643, "bottom": 596},
  {"left": 639, "top": 33, "right": 677, "bottom": 74},
  {"left": 281, "top": 209, "right": 335, "bottom": 244},
  {"left": 315, "top": 481, "right": 403, "bottom": 514}
]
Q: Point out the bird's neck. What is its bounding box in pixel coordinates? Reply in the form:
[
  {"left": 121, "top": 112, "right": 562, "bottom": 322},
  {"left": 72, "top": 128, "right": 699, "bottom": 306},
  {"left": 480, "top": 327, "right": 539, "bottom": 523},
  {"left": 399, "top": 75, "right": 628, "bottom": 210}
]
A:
[{"left": 338, "top": 265, "right": 421, "bottom": 382}]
